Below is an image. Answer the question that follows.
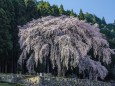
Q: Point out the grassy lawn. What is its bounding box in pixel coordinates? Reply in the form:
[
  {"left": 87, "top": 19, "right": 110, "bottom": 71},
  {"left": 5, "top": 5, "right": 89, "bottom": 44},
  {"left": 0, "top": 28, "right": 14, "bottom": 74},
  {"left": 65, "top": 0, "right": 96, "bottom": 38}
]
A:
[
  {"left": 0, "top": 83, "right": 24, "bottom": 86},
  {"left": 0, "top": 83, "right": 16, "bottom": 86}
]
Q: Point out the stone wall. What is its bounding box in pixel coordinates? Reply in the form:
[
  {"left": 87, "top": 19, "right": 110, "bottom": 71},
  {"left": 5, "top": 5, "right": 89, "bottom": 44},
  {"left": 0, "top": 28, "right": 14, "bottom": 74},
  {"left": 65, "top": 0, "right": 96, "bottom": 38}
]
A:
[{"left": 0, "top": 74, "right": 112, "bottom": 86}]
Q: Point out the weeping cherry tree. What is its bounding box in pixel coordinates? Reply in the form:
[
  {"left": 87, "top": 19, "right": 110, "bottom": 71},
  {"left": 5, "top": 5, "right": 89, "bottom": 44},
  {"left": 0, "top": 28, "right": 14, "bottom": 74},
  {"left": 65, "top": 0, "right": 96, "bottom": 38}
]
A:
[{"left": 18, "top": 16, "right": 114, "bottom": 80}]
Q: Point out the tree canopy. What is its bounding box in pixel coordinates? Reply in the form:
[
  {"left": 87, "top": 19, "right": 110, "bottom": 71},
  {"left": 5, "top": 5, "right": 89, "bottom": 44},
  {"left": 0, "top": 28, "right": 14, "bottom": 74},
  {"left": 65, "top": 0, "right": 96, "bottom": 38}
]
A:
[
  {"left": 78, "top": 9, "right": 85, "bottom": 20},
  {"left": 18, "top": 16, "right": 114, "bottom": 80}
]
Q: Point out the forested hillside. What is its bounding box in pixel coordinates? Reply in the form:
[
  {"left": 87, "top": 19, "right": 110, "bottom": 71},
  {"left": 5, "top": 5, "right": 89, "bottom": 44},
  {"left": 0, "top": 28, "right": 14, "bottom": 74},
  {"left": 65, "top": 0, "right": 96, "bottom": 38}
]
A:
[{"left": 0, "top": 0, "right": 115, "bottom": 80}]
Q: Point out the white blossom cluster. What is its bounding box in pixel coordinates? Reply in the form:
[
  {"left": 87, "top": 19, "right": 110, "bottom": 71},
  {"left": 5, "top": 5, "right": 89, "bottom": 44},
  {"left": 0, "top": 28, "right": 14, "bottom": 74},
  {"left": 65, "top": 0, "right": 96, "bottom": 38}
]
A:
[{"left": 18, "top": 16, "right": 114, "bottom": 80}]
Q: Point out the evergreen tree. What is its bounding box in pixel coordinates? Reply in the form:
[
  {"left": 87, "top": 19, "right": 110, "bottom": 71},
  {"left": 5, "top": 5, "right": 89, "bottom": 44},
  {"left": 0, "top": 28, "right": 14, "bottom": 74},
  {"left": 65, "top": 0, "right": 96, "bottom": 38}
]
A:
[
  {"left": 37, "top": 1, "right": 51, "bottom": 17},
  {"left": 12, "top": 0, "right": 27, "bottom": 25},
  {"left": 70, "top": 9, "right": 74, "bottom": 16},
  {"left": 51, "top": 5, "right": 59, "bottom": 16},
  {"left": 92, "top": 15, "right": 97, "bottom": 24},
  {"left": 0, "top": 8, "right": 13, "bottom": 73},
  {"left": 25, "top": 0, "right": 37, "bottom": 5},
  {"left": 65, "top": 10, "right": 71, "bottom": 16},
  {"left": 59, "top": 4, "right": 64, "bottom": 15},
  {"left": 0, "top": 0, "right": 20, "bottom": 73},
  {"left": 114, "top": 19, "right": 115, "bottom": 24},
  {"left": 78, "top": 9, "right": 85, "bottom": 20},
  {"left": 102, "top": 17, "right": 106, "bottom": 25},
  {"left": 26, "top": 0, "right": 38, "bottom": 21},
  {"left": 85, "top": 12, "right": 93, "bottom": 23},
  {"left": 0, "top": 8, "right": 13, "bottom": 56},
  {"left": 92, "top": 15, "right": 102, "bottom": 27}
]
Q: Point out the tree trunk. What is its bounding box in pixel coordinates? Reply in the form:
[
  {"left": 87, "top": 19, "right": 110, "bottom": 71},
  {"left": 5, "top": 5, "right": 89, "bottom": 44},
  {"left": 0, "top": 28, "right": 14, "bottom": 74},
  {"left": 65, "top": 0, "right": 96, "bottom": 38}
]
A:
[
  {"left": 62, "top": 67, "right": 65, "bottom": 77},
  {"left": 46, "top": 58, "right": 50, "bottom": 73},
  {"left": 12, "top": 60, "right": 13, "bottom": 73},
  {"left": 0, "top": 60, "right": 1, "bottom": 73},
  {"left": 5, "top": 61, "right": 7, "bottom": 73},
  {"left": 58, "top": 65, "right": 61, "bottom": 76}
]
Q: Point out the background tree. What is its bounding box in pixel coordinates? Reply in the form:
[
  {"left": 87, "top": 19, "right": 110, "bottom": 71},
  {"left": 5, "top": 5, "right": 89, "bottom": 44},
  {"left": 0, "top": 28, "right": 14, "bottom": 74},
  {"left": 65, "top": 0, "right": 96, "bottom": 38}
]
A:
[
  {"left": 12, "top": 0, "right": 27, "bottom": 25},
  {"left": 59, "top": 4, "right": 65, "bottom": 15},
  {"left": 64, "top": 10, "right": 71, "bottom": 16},
  {"left": 0, "top": 0, "right": 20, "bottom": 73},
  {"left": 70, "top": 9, "right": 74, "bottom": 16},
  {"left": 18, "top": 16, "right": 114, "bottom": 80},
  {"left": 26, "top": 0, "right": 38, "bottom": 21},
  {"left": 114, "top": 20, "right": 115, "bottom": 24},
  {"left": 78, "top": 9, "right": 85, "bottom": 20},
  {"left": 51, "top": 5, "right": 59, "bottom": 16},
  {"left": 37, "top": 1, "right": 51, "bottom": 17},
  {"left": 85, "top": 12, "right": 94, "bottom": 23},
  {"left": 102, "top": 17, "right": 106, "bottom": 25},
  {"left": 0, "top": 8, "right": 13, "bottom": 73},
  {"left": 24, "top": 0, "right": 37, "bottom": 5}
]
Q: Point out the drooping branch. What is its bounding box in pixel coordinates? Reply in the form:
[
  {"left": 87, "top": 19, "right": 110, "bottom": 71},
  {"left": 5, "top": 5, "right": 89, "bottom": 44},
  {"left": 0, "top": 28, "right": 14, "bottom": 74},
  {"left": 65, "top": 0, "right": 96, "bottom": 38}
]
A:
[{"left": 18, "top": 16, "right": 114, "bottom": 79}]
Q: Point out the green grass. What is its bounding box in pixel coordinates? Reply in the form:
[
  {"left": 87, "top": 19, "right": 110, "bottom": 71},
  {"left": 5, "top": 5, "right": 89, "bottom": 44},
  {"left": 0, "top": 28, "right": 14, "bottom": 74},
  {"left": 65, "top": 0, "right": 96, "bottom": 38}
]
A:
[
  {"left": 0, "top": 83, "right": 16, "bottom": 86},
  {"left": 0, "top": 83, "right": 25, "bottom": 86}
]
